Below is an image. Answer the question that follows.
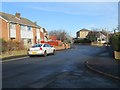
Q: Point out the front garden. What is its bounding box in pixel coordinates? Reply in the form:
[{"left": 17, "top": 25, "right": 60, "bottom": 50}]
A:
[
  {"left": 0, "top": 39, "right": 27, "bottom": 58},
  {"left": 0, "top": 39, "right": 71, "bottom": 59}
]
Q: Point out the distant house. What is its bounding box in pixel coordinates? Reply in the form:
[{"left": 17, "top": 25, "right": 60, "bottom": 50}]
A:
[
  {"left": 87, "top": 31, "right": 107, "bottom": 44},
  {"left": 0, "top": 12, "right": 47, "bottom": 46},
  {"left": 76, "top": 29, "right": 90, "bottom": 39},
  {"left": 43, "top": 28, "right": 49, "bottom": 42},
  {"left": 44, "top": 35, "right": 63, "bottom": 46},
  {"left": 49, "top": 36, "right": 57, "bottom": 41}
]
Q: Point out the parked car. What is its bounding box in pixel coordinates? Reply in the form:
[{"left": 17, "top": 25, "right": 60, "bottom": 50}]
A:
[{"left": 27, "top": 44, "right": 56, "bottom": 57}]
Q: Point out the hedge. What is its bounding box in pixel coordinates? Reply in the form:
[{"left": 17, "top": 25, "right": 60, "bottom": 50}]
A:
[
  {"left": 111, "top": 32, "right": 120, "bottom": 51},
  {"left": 74, "top": 38, "right": 91, "bottom": 43},
  {"left": 0, "top": 39, "right": 25, "bottom": 54}
]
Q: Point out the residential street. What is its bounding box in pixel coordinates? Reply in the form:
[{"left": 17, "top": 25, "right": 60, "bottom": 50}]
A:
[{"left": 2, "top": 44, "right": 119, "bottom": 88}]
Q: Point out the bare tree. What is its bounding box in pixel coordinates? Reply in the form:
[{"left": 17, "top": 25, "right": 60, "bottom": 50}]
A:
[{"left": 49, "top": 29, "right": 72, "bottom": 43}]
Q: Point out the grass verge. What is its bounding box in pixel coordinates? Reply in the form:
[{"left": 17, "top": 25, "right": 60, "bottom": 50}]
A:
[{"left": 0, "top": 50, "right": 27, "bottom": 59}]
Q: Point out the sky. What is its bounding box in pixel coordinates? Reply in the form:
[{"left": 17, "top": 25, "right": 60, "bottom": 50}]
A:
[{"left": 1, "top": 2, "right": 118, "bottom": 37}]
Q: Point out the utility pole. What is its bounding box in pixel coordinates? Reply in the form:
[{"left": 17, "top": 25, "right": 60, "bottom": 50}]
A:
[{"left": 107, "top": 31, "right": 109, "bottom": 46}]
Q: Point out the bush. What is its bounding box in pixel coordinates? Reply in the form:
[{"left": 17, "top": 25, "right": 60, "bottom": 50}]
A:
[
  {"left": 74, "top": 38, "right": 91, "bottom": 44},
  {"left": 0, "top": 39, "right": 25, "bottom": 54},
  {"left": 0, "top": 38, "right": 7, "bottom": 53},
  {"left": 111, "top": 32, "right": 120, "bottom": 51}
]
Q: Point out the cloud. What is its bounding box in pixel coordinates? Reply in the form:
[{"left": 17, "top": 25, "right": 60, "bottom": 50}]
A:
[{"left": 27, "top": 2, "right": 118, "bottom": 17}]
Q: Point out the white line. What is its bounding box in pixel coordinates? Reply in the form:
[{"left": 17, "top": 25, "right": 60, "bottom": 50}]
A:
[{"left": 0, "top": 56, "right": 29, "bottom": 63}]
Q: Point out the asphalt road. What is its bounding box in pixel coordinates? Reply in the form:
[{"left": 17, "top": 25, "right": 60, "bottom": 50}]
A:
[{"left": 2, "top": 44, "right": 119, "bottom": 88}]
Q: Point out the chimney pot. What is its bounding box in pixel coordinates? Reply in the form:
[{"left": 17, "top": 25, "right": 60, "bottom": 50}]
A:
[{"left": 15, "top": 13, "right": 20, "bottom": 18}]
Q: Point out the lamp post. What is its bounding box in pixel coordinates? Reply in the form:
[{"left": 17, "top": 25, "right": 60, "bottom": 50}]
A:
[{"left": 107, "top": 32, "right": 109, "bottom": 46}]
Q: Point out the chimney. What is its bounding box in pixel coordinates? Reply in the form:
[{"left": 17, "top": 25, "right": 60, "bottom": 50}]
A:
[
  {"left": 34, "top": 22, "right": 37, "bottom": 25},
  {"left": 15, "top": 13, "right": 20, "bottom": 18}
]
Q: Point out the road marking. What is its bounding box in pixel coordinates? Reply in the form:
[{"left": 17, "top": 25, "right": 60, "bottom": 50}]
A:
[{"left": 0, "top": 56, "right": 29, "bottom": 63}]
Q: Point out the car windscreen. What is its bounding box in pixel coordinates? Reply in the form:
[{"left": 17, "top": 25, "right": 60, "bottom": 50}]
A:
[{"left": 32, "top": 44, "right": 42, "bottom": 48}]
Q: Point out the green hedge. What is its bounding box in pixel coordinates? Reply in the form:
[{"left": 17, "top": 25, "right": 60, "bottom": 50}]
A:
[
  {"left": 74, "top": 38, "right": 91, "bottom": 43},
  {"left": 111, "top": 32, "right": 120, "bottom": 51}
]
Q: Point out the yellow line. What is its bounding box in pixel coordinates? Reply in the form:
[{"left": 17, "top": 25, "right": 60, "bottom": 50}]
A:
[{"left": 0, "top": 56, "right": 29, "bottom": 63}]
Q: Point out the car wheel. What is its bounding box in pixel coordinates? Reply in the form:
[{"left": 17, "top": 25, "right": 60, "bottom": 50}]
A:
[
  {"left": 44, "top": 51, "right": 47, "bottom": 57},
  {"left": 29, "top": 55, "right": 32, "bottom": 57},
  {"left": 52, "top": 50, "right": 55, "bottom": 55}
]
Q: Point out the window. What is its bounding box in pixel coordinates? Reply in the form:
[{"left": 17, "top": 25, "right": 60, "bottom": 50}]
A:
[
  {"left": 27, "top": 26, "right": 32, "bottom": 31},
  {"left": 27, "top": 39, "right": 32, "bottom": 44},
  {"left": 102, "top": 39, "right": 105, "bottom": 41},
  {"left": 36, "top": 28, "right": 39, "bottom": 33},
  {"left": 10, "top": 23, "right": 16, "bottom": 30},
  {"left": 21, "top": 25, "right": 27, "bottom": 31},
  {"left": 32, "top": 44, "right": 42, "bottom": 47},
  {"left": 38, "top": 44, "right": 42, "bottom": 47},
  {"left": 47, "top": 44, "right": 50, "bottom": 47},
  {"left": 10, "top": 38, "right": 15, "bottom": 41},
  {"left": 43, "top": 44, "right": 47, "bottom": 47},
  {"left": 98, "top": 39, "right": 101, "bottom": 41}
]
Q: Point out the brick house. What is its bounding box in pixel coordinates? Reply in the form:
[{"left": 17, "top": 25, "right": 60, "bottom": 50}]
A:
[
  {"left": 45, "top": 35, "right": 62, "bottom": 46},
  {"left": 49, "top": 36, "right": 57, "bottom": 41},
  {"left": 0, "top": 12, "right": 47, "bottom": 46},
  {"left": 76, "top": 29, "right": 90, "bottom": 39}
]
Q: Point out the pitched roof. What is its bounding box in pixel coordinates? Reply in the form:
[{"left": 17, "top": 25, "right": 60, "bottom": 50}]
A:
[
  {"left": 87, "top": 31, "right": 107, "bottom": 37},
  {"left": 0, "top": 12, "right": 41, "bottom": 28},
  {"left": 77, "top": 28, "right": 90, "bottom": 33},
  {"left": 80, "top": 28, "right": 90, "bottom": 32},
  {"left": 100, "top": 31, "right": 107, "bottom": 36}
]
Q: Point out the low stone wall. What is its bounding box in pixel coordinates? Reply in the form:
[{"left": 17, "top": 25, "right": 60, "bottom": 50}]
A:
[{"left": 55, "top": 44, "right": 70, "bottom": 50}]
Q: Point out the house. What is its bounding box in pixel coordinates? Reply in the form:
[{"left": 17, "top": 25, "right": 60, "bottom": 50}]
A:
[
  {"left": 40, "top": 28, "right": 49, "bottom": 43},
  {"left": 43, "top": 28, "right": 49, "bottom": 42},
  {"left": 49, "top": 36, "right": 57, "bottom": 41},
  {"left": 87, "top": 31, "right": 107, "bottom": 44},
  {"left": 76, "top": 29, "right": 90, "bottom": 39},
  {"left": 43, "top": 35, "right": 62, "bottom": 46},
  {"left": 0, "top": 12, "right": 46, "bottom": 46}
]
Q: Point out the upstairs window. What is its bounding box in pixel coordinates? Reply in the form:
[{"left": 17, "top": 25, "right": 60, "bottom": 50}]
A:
[
  {"left": 27, "top": 26, "right": 32, "bottom": 31},
  {"left": 10, "top": 23, "right": 16, "bottom": 30},
  {"left": 36, "top": 28, "right": 39, "bottom": 33},
  {"left": 21, "top": 25, "right": 27, "bottom": 31}
]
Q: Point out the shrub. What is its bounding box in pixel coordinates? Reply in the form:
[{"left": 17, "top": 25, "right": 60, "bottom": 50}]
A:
[
  {"left": 111, "top": 32, "right": 120, "bottom": 51},
  {"left": 0, "top": 38, "right": 7, "bottom": 53},
  {"left": 0, "top": 39, "right": 25, "bottom": 54},
  {"left": 6, "top": 40, "right": 25, "bottom": 51},
  {"left": 74, "top": 38, "right": 91, "bottom": 44},
  {"left": 6, "top": 40, "right": 17, "bottom": 51},
  {"left": 17, "top": 41, "right": 25, "bottom": 50}
]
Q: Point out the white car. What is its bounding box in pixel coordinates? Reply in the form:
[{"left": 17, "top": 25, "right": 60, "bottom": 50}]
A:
[{"left": 27, "top": 44, "right": 56, "bottom": 57}]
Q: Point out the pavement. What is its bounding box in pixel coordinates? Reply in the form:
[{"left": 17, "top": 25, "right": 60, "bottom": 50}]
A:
[
  {"left": 1, "top": 47, "right": 71, "bottom": 61},
  {"left": 86, "top": 46, "right": 120, "bottom": 80}
]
